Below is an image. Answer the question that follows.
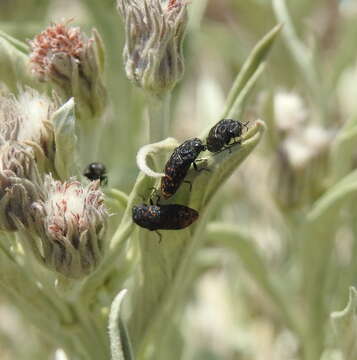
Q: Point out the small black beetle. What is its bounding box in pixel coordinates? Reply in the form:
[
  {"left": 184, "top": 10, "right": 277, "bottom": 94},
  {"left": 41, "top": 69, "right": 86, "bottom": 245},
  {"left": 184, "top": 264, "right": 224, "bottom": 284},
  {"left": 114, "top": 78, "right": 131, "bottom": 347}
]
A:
[
  {"left": 83, "top": 162, "right": 108, "bottom": 185},
  {"left": 160, "top": 138, "right": 206, "bottom": 199},
  {"left": 132, "top": 203, "right": 199, "bottom": 232},
  {"left": 206, "top": 119, "right": 249, "bottom": 153}
]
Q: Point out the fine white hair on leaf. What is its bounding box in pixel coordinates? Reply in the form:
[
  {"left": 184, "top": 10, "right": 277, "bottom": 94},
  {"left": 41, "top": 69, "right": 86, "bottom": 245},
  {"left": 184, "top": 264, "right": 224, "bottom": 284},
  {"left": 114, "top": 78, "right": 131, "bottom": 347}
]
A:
[{"left": 136, "top": 137, "right": 179, "bottom": 178}]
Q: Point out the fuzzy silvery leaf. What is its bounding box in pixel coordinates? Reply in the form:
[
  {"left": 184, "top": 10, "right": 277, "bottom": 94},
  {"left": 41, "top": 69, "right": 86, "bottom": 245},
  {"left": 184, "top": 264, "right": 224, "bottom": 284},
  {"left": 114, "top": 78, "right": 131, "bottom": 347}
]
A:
[
  {"left": 51, "top": 98, "right": 79, "bottom": 180},
  {"left": 109, "top": 289, "right": 134, "bottom": 360},
  {"left": 330, "top": 113, "right": 357, "bottom": 184},
  {"left": 273, "top": 0, "right": 317, "bottom": 93},
  {"left": 331, "top": 287, "right": 357, "bottom": 358},
  {"left": 221, "top": 24, "right": 282, "bottom": 118},
  {"left": 0, "top": 31, "right": 40, "bottom": 92},
  {"left": 301, "top": 169, "right": 357, "bottom": 352}
]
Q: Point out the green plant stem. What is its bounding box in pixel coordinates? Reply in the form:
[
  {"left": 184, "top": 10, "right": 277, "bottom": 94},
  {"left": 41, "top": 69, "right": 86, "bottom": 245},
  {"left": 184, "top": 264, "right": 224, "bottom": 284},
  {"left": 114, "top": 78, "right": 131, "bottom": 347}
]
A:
[
  {"left": 105, "top": 188, "right": 129, "bottom": 210},
  {"left": 147, "top": 93, "right": 171, "bottom": 144},
  {"left": 272, "top": 0, "right": 327, "bottom": 121},
  {"left": 80, "top": 222, "right": 134, "bottom": 303},
  {"left": 272, "top": 0, "right": 317, "bottom": 89}
]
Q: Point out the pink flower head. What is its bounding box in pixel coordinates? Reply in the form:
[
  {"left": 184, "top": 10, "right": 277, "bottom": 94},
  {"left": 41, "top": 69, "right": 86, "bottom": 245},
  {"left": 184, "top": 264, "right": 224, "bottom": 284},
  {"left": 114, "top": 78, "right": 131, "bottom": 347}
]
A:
[
  {"left": 29, "top": 22, "right": 85, "bottom": 79},
  {"left": 31, "top": 176, "right": 108, "bottom": 278}
]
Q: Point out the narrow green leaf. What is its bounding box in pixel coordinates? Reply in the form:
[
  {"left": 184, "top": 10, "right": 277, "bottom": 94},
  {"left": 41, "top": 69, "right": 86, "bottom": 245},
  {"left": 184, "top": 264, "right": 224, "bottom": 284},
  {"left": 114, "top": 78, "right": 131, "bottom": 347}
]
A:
[
  {"left": 0, "top": 36, "right": 38, "bottom": 92},
  {"left": 307, "top": 169, "right": 357, "bottom": 224},
  {"left": 93, "top": 29, "right": 106, "bottom": 74},
  {"left": 0, "top": 30, "right": 29, "bottom": 54},
  {"left": 227, "top": 62, "right": 266, "bottom": 119},
  {"left": 330, "top": 114, "right": 357, "bottom": 183},
  {"left": 221, "top": 24, "right": 282, "bottom": 118},
  {"left": 301, "top": 169, "right": 357, "bottom": 355},
  {"left": 192, "top": 120, "right": 266, "bottom": 210},
  {"left": 109, "top": 289, "right": 134, "bottom": 360},
  {"left": 272, "top": 0, "right": 320, "bottom": 101},
  {"left": 331, "top": 287, "right": 357, "bottom": 358}
]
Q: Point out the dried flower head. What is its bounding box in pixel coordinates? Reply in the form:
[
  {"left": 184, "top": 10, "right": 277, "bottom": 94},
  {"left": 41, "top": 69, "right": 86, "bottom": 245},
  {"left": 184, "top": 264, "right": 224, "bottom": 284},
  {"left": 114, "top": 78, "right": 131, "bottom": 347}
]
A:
[
  {"left": 117, "top": 0, "right": 188, "bottom": 96},
  {"left": 0, "top": 88, "right": 56, "bottom": 171},
  {"left": 0, "top": 142, "right": 42, "bottom": 231},
  {"left": 29, "top": 21, "right": 107, "bottom": 124},
  {"left": 31, "top": 176, "right": 108, "bottom": 279}
]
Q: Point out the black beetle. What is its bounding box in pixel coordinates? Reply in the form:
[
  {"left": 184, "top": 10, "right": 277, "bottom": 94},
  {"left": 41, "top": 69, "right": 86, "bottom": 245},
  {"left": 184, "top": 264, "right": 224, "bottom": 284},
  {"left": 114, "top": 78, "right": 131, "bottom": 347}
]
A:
[
  {"left": 132, "top": 203, "right": 199, "bottom": 232},
  {"left": 160, "top": 138, "right": 206, "bottom": 199},
  {"left": 83, "top": 162, "right": 108, "bottom": 185},
  {"left": 206, "top": 119, "right": 249, "bottom": 153}
]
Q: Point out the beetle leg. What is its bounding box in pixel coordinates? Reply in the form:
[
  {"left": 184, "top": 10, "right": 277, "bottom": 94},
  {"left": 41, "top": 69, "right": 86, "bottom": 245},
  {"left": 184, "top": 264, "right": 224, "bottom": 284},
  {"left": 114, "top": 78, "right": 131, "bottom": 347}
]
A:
[
  {"left": 243, "top": 121, "right": 250, "bottom": 132},
  {"left": 101, "top": 176, "right": 108, "bottom": 186},
  {"left": 154, "top": 230, "right": 162, "bottom": 243},
  {"left": 148, "top": 187, "right": 161, "bottom": 205}
]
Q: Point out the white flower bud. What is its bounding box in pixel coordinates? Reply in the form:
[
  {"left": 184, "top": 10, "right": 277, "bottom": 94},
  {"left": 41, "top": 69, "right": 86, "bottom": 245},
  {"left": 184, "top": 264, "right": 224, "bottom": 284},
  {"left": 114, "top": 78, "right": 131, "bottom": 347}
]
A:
[
  {"left": 29, "top": 22, "right": 107, "bottom": 125},
  {"left": 0, "top": 142, "right": 42, "bottom": 231},
  {"left": 117, "top": 0, "right": 188, "bottom": 96},
  {"left": 31, "top": 176, "right": 108, "bottom": 279},
  {"left": 274, "top": 91, "right": 307, "bottom": 135}
]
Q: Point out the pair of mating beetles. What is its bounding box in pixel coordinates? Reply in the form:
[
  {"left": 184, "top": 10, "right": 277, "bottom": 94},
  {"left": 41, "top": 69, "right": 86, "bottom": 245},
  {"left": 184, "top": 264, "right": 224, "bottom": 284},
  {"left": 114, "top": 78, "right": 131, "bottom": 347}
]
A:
[
  {"left": 132, "top": 118, "right": 249, "bottom": 234},
  {"left": 84, "top": 119, "right": 248, "bottom": 235}
]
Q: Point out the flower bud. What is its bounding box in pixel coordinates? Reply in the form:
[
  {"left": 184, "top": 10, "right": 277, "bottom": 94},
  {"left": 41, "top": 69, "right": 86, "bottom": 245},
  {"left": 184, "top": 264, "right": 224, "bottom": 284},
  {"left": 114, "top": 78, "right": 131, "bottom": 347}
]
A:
[
  {"left": 117, "top": 0, "right": 188, "bottom": 96},
  {"left": 30, "top": 176, "right": 108, "bottom": 279},
  {"left": 273, "top": 91, "right": 307, "bottom": 136},
  {"left": 29, "top": 22, "right": 107, "bottom": 126},
  {"left": 0, "top": 142, "right": 42, "bottom": 231}
]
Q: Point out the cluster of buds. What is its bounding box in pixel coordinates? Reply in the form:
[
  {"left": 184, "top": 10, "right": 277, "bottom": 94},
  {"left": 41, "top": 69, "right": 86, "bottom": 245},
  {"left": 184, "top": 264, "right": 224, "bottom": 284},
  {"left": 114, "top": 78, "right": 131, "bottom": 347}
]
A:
[
  {"left": 117, "top": 0, "right": 188, "bottom": 96},
  {"left": 0, "top": 88, "right": 55, "bottom": 231},
  {"left": 0, "top": 85, "right": 108, "bottom": 278},
  {"left": 29, "top": 22, "right": 107, "bottom": 126},
  {"left": 272, "top": 92, "right": 335, "bottom": 208},
  {"left": 30, "top": 176, "right": 108, "bottom": 279}
]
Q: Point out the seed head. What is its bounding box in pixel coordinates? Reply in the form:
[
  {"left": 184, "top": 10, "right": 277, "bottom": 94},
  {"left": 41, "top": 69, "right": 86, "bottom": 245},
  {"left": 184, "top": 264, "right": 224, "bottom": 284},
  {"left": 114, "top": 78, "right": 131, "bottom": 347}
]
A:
[
  {"left": 117, "top": 0, "right": 188, "bottom": 96},
  {"left": 0, "top": 88, "right": 56, "bottom": 172},
  {"left": 0, "top": 142, "right": 42, "bottom": 231},
  {"left": 31, "top": 176, "right": 108, "bottom": 279}
]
